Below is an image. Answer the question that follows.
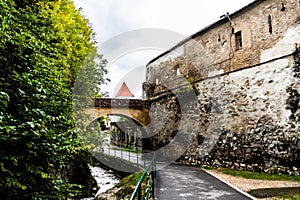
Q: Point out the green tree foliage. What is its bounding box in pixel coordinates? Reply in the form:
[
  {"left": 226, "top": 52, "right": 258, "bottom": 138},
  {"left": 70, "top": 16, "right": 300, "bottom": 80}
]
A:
[{"left": 0, "top": 0, "right": 107, "bottom": 199}]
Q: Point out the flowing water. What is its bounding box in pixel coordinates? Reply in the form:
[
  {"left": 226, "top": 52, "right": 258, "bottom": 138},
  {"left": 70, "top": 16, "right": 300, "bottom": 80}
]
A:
[{"left": 81, "top": 165, "right": 120, "bottom": 200}]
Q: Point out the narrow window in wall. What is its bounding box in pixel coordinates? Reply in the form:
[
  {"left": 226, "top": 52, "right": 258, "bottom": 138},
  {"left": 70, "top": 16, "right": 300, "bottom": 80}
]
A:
[
  {"left": 268, "top": 15, "right": 273, "bottom": 34},
  {"left": 173, "top": 65, "right": 180, "bottom": 77},
  {"left": 155, "top": 78, "right": 159, "bottom": 85},
  {"left": 218, "top": 34, "right": 221, "bottom": 42},
  {"left": 176, "top": 68, "right": 180, "bottom": 76},
  {"left": 234, "top": 31, "right": 242, "bottom": 50},
  {"left": 281, "top": 2, "right": 286, "bottom": 11}
]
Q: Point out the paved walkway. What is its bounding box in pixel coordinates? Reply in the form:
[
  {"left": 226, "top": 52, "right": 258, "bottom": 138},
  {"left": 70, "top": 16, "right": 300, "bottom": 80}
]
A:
[
  {"left": 102, "top": 146, "right": 253, "bottom": 199},
  {"left": 155, "top": 165, "right": 253, "bottom": 200}
]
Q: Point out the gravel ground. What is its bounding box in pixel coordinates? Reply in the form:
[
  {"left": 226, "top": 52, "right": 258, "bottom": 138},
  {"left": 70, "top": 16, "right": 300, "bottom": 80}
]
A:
[{"left": 207, "top": 170, "right": 300, "bottom": 200}]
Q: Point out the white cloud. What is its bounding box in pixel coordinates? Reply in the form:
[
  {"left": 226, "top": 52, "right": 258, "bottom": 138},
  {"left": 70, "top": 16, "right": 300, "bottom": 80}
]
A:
[
  {"left": 73, "top": 0, "right": 255, "bottom": 97},
  {"left": 101, "top": 49, "right": 164, "bottom": 97}
]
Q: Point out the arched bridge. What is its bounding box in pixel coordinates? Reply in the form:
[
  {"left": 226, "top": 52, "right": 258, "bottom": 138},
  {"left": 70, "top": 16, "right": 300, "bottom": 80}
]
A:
[{"left": 84, "top": 98, "right": 151, "bottom": 127}]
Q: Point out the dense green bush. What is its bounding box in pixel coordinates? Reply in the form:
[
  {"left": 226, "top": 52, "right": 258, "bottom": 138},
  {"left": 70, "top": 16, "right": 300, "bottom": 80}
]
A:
[{"left": 0, "top": 0, "right": 107, "bottom": 199}]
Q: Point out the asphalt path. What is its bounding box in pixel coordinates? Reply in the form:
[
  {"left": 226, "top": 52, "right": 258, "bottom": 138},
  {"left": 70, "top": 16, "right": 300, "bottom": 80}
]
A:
[
  {"left": 102, "top": 145, "right": 254, "bottom": 199},
  {"left": 155, "top": 164, "right": 253, "bottom": 200}
]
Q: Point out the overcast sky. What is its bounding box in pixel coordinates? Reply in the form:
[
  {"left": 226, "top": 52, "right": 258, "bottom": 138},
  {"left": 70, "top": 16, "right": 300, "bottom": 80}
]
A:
[{"left": 72, "top": 0, "right": 255, "bottom": 97}]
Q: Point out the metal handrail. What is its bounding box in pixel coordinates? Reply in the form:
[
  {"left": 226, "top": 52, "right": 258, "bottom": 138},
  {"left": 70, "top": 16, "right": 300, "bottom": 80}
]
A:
[
  {"left": 130, "top": 153, "right": 156, "bottom": 200},
  {"left": 105, "top": 145, "right": 143, "bottom": 166}
]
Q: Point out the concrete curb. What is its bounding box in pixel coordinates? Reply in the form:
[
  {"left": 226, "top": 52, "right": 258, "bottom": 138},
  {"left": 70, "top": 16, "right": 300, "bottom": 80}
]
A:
[{"left": 202, "top": 169, "right": 257, "bottom": 200}]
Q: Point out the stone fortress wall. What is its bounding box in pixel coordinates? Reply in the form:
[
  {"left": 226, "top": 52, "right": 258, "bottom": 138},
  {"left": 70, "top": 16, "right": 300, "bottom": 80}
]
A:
[{"left": 143, "top": 0, "right": 300, "bottom": 174}]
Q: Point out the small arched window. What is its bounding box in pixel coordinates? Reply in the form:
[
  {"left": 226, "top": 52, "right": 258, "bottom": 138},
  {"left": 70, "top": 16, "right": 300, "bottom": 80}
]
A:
[{"left": 281, "top": 2, "right": 286, "bottom": 11}]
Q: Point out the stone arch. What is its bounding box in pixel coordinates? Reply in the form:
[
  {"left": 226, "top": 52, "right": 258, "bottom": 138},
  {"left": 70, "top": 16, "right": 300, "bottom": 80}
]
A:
[
  {"left": 83, "top": 106, "right": 150, "bottom": 151},
  {"left": 83, "top": 107, "right": 150, "bottom": 128}
]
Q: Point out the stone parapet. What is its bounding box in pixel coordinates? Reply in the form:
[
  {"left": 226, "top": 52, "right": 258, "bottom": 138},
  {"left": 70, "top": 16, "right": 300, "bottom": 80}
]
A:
[{"left": 93, "top": 98, "right": 150, "bottom": 109}]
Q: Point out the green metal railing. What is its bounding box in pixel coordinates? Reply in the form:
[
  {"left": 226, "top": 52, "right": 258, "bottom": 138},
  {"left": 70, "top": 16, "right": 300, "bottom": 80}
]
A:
[{"left": 130, "top": 153, "right": 156, "bottom": 200}]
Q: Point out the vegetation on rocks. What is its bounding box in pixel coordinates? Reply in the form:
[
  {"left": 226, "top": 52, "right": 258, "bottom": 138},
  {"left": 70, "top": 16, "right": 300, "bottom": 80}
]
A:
[{"left": 95, "top": 172, "right": 150, "bottom": 200}]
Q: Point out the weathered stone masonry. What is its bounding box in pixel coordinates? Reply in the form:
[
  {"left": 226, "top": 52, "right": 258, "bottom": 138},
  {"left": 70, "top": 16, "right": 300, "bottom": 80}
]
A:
[{"left": 143, "top": 0, "right": 300, "bottom": 174}]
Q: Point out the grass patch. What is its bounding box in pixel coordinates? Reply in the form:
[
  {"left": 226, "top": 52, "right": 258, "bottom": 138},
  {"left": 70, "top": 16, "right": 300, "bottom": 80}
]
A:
[
  {"left": 276, "top": 193, "right": 300, "bottom": 200},
  {"left": 203, "top": 166, "right": 214, "bottom": 170},
  {"left": 249, "top": 187, "right": 300, "bottom": 198},
  {"left": 117, "top": 146, "right": 142, "bottom": 154},
  {"left": 214, "top": 168, "right": 300, "bottom": 182},
  {"left": 114, "top": 172, "right": 150, "bottom": 199},
  {"left": 204, "top": 167, "right": 300, "bottom": 199}
]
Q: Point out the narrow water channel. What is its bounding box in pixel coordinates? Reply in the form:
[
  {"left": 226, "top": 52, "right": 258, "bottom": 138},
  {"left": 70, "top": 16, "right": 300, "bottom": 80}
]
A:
[{"left": 81, "top": 165, "right": 120, "bottom": 200}]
